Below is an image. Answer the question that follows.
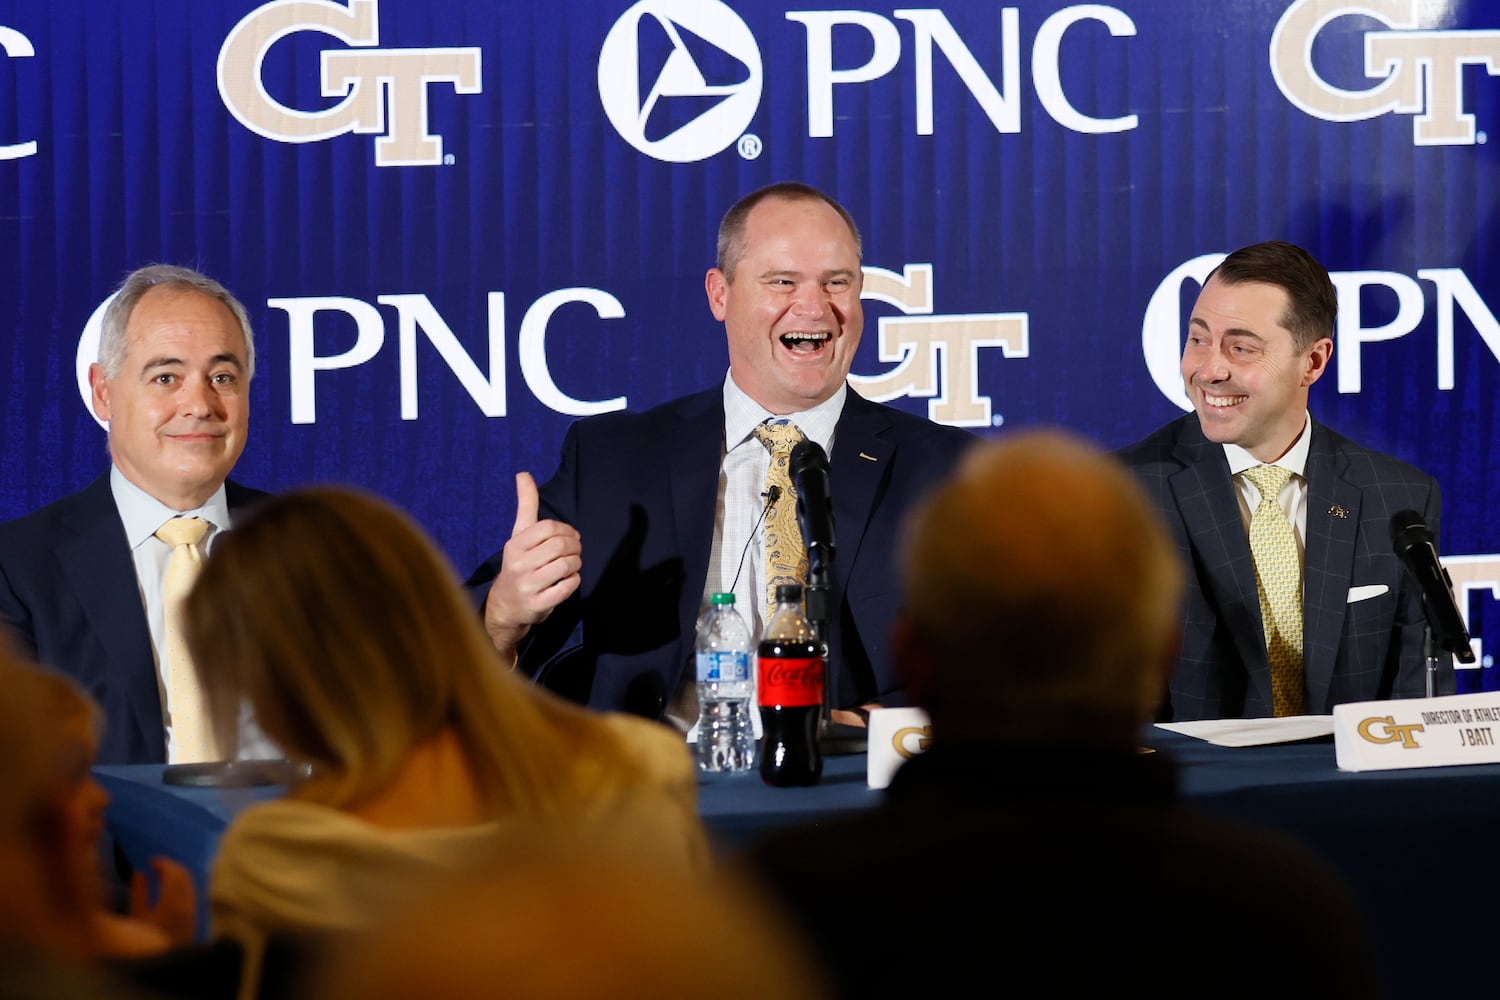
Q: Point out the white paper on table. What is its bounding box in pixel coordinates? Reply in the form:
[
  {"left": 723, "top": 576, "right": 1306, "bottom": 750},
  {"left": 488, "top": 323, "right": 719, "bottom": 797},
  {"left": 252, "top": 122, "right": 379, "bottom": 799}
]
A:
[{"left": 1153, "top": 715, "right": 1334, "bottom": 747}]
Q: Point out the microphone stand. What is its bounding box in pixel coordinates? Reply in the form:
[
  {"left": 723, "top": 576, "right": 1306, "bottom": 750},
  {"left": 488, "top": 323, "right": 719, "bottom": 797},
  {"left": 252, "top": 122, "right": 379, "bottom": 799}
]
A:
[
  {"left": 1424, "top": 625, "right": 1444, "bottom": 699},
  {"left": 805, "top": 555, "right": 866, "bottom": 755},
  {"left": 1418, "top": 590, "right": 1471, "bottom": 698}
]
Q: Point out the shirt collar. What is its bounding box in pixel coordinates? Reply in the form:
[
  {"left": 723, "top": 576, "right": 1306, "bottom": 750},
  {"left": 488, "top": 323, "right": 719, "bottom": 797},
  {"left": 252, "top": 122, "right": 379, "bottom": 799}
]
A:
[
  {"left": 110, "top": 466, "right": 231, "bottom": 550},
  {"left": 722, "top": 373, "right": 845, "bottom": 453},
  {"left": 1223, "top": 411, "right": 1313, "bottom": 478}
]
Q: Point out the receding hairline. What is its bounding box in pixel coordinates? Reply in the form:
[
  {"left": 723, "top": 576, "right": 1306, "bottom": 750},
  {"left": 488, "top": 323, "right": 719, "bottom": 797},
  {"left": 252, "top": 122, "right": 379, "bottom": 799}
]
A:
[{"left": 715, "top": 182, "right": 863, "bottom": 280}]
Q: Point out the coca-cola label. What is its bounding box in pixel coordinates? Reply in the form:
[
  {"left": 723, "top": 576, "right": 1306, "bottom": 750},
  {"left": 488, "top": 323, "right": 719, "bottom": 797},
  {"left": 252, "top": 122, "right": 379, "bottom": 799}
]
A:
[{"left": 757, "top": 656, "right": 824, "bottom": 707}]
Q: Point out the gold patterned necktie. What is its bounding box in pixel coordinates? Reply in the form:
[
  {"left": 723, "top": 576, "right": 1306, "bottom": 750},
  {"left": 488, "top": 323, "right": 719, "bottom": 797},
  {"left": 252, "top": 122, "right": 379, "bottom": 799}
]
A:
[
  {"left": 155, "top": 517, "right": 221, "bottom": 762},
  {"left": 752, "top": 419, "right": 808, "bottom": 611},
  {"left": 1243, "top": 465, "right": 1304, "bottom": 717}
]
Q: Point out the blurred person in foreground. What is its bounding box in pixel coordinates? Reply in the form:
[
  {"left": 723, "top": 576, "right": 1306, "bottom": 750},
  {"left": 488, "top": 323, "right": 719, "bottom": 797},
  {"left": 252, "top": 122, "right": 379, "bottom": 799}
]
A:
[
  {"left": 735, "top": 429, "right": 1382, "bottom": 999},
  {"left": 467, "top": 181, "right": 975, "bottom": 731},
  {"left": 0, "top": 263, "right": 271, "bottom": 764},
  {"left": 184, "top": 486, "right": 711, "bottom": 999},
  {"left": 1117, "top": 240, "right": 1444, "bottom": 720},
  {"left": 31, "top": 669, "right": 196, "bottom": 958},
  {"left": 308, "top": 832, "right": 830, "bottom": 1000},
  {"left": 0, "top": 643, "right": 173, "bottom": 999}
]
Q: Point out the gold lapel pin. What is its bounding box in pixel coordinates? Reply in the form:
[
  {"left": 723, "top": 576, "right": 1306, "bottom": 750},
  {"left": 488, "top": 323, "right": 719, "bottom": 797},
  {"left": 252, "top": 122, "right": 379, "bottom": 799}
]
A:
[
  {"left": 1327, "top": 504, "right": 1350, "bottom": 519},
  {"left": 858, "top": 452, "right": 878, "bottom": 462}
]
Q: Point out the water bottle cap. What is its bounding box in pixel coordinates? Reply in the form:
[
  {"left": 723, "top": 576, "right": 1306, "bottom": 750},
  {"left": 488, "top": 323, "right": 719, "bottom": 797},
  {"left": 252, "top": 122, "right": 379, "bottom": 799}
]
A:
[
  {"left": 711, "top": 592, "right": 735, "bottom": 606},
  {"left": 774, "top": 583, "right": 803, "bottom": 602}
]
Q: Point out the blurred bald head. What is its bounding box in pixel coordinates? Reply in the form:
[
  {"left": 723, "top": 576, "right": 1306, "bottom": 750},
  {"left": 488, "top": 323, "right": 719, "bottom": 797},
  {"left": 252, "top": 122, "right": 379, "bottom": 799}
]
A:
[{"left": 895, "top": 428, "right": 1184, "bottom": 745}]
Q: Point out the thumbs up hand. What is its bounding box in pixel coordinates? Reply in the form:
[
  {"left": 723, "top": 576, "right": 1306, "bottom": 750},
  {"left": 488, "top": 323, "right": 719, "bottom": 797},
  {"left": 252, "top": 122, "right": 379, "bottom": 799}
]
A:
[{"left": 482, "top": 471, "right": 582, "bottom": 663}]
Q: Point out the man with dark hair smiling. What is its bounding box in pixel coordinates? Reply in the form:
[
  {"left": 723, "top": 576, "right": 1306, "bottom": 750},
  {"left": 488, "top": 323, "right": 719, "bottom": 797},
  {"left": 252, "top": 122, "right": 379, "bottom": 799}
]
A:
[{"left": 1118, "top": 240, "right": 1444, "bottom": 720}]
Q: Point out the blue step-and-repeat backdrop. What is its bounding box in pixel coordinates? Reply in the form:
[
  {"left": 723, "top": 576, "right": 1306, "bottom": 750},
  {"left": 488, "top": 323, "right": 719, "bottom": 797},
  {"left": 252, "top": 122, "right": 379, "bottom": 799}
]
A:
[{"left": 3, "top": 1, "right": 1498, "bottom": 684}]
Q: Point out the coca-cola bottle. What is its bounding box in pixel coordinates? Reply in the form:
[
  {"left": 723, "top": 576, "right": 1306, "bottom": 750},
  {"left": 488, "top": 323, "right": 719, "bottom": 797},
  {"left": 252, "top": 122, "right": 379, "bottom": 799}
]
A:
[{"left": 757, "top": 583, "right": 824, "bottom": 787}]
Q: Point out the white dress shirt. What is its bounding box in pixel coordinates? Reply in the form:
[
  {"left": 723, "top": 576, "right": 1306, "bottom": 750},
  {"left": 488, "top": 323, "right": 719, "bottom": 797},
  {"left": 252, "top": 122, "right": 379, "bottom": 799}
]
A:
[{"left": 669, "top": 374, "right": 846, "bottom": 736}]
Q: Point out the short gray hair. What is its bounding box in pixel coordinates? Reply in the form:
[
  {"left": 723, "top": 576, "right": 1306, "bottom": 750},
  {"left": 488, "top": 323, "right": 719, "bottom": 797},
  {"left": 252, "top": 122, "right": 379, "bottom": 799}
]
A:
[{"left": 97, "top": 264, "right": 256, "bottom": 381}]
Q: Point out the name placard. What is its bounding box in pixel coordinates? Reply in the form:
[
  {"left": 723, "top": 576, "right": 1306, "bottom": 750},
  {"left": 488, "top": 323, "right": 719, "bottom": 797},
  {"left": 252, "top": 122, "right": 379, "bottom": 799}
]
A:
[
  {"left": 866, "top": 707, "right": 932, "bottom": 789},
  {"left": 1333, "top": 691, "right": 1500, "bottom": 772}
]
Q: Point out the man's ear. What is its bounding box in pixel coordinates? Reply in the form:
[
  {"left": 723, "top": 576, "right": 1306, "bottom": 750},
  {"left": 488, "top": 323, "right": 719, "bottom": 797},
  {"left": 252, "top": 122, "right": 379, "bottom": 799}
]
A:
[
  {"left": 88, "top": 363, "right": 111, "bottom": 423},
  {"left": 1301, "top": 337, "right": 1333, "bottom": 388},
  {"left": 704, "top": 268, "right": 729, "bottom": 321}
]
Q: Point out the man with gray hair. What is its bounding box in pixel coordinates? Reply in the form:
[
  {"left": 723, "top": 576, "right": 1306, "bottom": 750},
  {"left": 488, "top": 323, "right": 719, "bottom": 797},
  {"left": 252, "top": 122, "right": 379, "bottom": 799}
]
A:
[{"left": 0, "top": 264, "right": 269, "bottom": 764}]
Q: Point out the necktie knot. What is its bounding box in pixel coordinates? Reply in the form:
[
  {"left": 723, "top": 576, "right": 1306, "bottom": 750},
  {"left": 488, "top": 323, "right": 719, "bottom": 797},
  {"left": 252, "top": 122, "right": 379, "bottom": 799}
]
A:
[
  {"left": 156, "top": 516, "right": 211, "bottom": 548},
  {"left": 753, "top": 420, "right": 808, "bottom": 609},
  {"left": 752, "top": 418, "right": 805, "bottom": 456},
  {"left": 1243, "top": 465, "right": 1292, "bottom": 508}
]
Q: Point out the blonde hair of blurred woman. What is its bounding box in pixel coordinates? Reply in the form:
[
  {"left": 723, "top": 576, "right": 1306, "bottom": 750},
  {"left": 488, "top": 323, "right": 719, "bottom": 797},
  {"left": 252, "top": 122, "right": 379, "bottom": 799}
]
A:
[
  {"left": 183, "top": 486, "right": 708, "bottom": 1000},
  {"left": 185, "top": 484, "right": 708, "bottom": 834},
  {"left": 895, "top": 428, "right": 1186, "bottom": 746}
]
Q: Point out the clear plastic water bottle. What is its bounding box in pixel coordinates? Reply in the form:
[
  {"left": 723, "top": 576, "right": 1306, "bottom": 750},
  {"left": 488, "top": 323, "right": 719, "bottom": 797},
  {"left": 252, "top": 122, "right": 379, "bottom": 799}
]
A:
[{"left": 695, "top": 592, "right": 756, "bottom": 773}]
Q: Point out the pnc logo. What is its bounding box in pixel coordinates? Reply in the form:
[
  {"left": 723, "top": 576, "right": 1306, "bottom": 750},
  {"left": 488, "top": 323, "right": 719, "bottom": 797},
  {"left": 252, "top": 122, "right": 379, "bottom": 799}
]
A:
[
  {"left": 0, "top": 26, "right": 37, "bottom": 160},
  {"left": 597, "top": 0, "right": 762, "bottom": 163},
  {"left": 217, "top": 0, "right": 481, "bottom": 166},
  {"left": 1271, "top": 0, "right": 1500, "bottom": 145}
]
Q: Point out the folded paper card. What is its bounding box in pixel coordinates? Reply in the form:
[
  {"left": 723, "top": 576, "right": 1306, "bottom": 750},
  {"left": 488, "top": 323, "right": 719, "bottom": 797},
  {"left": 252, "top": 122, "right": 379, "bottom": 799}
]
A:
[
  {"left": 1333, "top": 691, "right": 1500, "bottom": 771},
  {"left": 866, "top": 707, "right": 932, "bottom": 789}
]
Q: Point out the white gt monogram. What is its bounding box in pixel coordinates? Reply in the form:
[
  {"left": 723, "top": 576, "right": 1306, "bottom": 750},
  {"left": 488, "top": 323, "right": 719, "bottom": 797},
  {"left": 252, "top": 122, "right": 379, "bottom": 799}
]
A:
[
  {"left": 217, "top": 0, "right": 481, "bottom": 166},
  {"left": 1272, "top": 0, "right": 1500, "bottom": 145}
]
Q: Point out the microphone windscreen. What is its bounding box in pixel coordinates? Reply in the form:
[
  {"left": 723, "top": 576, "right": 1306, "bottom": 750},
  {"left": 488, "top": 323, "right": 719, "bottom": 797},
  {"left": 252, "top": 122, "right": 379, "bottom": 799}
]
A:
[
  {"left": 1389, "top": 509, "right": 1433, "bottom": 552},
  {"left": 790, "top": 439, "right": 828, "bottom": 476}
]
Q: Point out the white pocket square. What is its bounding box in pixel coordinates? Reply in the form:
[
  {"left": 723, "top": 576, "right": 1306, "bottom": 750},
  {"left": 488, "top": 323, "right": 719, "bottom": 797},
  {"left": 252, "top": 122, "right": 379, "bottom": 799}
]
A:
[{"left": 1347, "top": 584, "right": 1389, "bottom": 604}]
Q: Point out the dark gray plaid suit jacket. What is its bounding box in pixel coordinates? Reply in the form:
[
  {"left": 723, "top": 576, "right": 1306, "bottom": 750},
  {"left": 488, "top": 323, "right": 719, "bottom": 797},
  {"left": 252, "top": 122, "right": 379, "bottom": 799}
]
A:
[{"left": 1117, "top": 414, "right": 1444, "bottom": 720}]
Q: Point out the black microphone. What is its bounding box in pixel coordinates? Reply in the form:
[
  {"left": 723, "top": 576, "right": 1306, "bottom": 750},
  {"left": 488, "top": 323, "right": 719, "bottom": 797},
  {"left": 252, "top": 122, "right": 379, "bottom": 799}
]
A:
[
  {"left": 1389, "top": 510, "right": 1476, "bottom": 663},
  {"left": 790, "top": 439, "right": 836, "bottom": 572}
]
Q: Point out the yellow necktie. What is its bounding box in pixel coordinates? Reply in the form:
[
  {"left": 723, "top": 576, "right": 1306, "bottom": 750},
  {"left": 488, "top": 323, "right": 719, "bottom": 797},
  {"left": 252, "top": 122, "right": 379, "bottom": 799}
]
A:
[
  {"left": 752, "top": 420, "right": 808, "bottom": 610},
  {"left": 155, "top": 517, "right": 221, "bottom": 762},
  {"left": 1243, "top": 465, "right": 1304, "bottom": 717}
]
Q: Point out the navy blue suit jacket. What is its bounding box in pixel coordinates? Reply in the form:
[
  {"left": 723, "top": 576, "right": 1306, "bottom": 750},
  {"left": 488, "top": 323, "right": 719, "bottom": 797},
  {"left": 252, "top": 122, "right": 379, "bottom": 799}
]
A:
[
  {"left": 1116, "top": 414, "right": 1444, "bottom": 720},
  {"left": 467, "top": 386, "right": 976, "bottom": 719},
  {"left": 0, "top": 473, "right": 270, "bottom": 764}
]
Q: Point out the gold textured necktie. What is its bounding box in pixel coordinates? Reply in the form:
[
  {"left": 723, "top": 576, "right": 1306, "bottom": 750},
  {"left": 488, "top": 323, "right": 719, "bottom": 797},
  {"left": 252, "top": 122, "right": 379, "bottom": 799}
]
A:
[
  {"left": 155, "top": 517, "right": 220, "bottom": 762},
  {"left": 752, "top": 419, "right": 808, "bottom": 610},
  {"left": 1243, "top": 465, "right": 1304, "bottom": 716}
]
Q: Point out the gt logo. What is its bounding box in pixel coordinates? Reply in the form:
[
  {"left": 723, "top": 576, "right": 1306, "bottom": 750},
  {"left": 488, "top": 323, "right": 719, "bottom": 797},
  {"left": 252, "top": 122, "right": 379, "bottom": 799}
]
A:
[
  {"left": 1357, "top": 716, "right": 1425, "bottom": 748},
  {"left": 1271, "top": 0, "right": 1500, "bottom": 145},
  {"left": 891, "top": 725, "right": 932, "bottom": 759},
  {"left": 850, "top": 265, "right": 1027, "bottom": 428},
  {"left": 0, "top": 26, "right": 37, "bottom": 160},
  {"left": 217, "top": 0, "right": 481, "bottom": 166}
]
